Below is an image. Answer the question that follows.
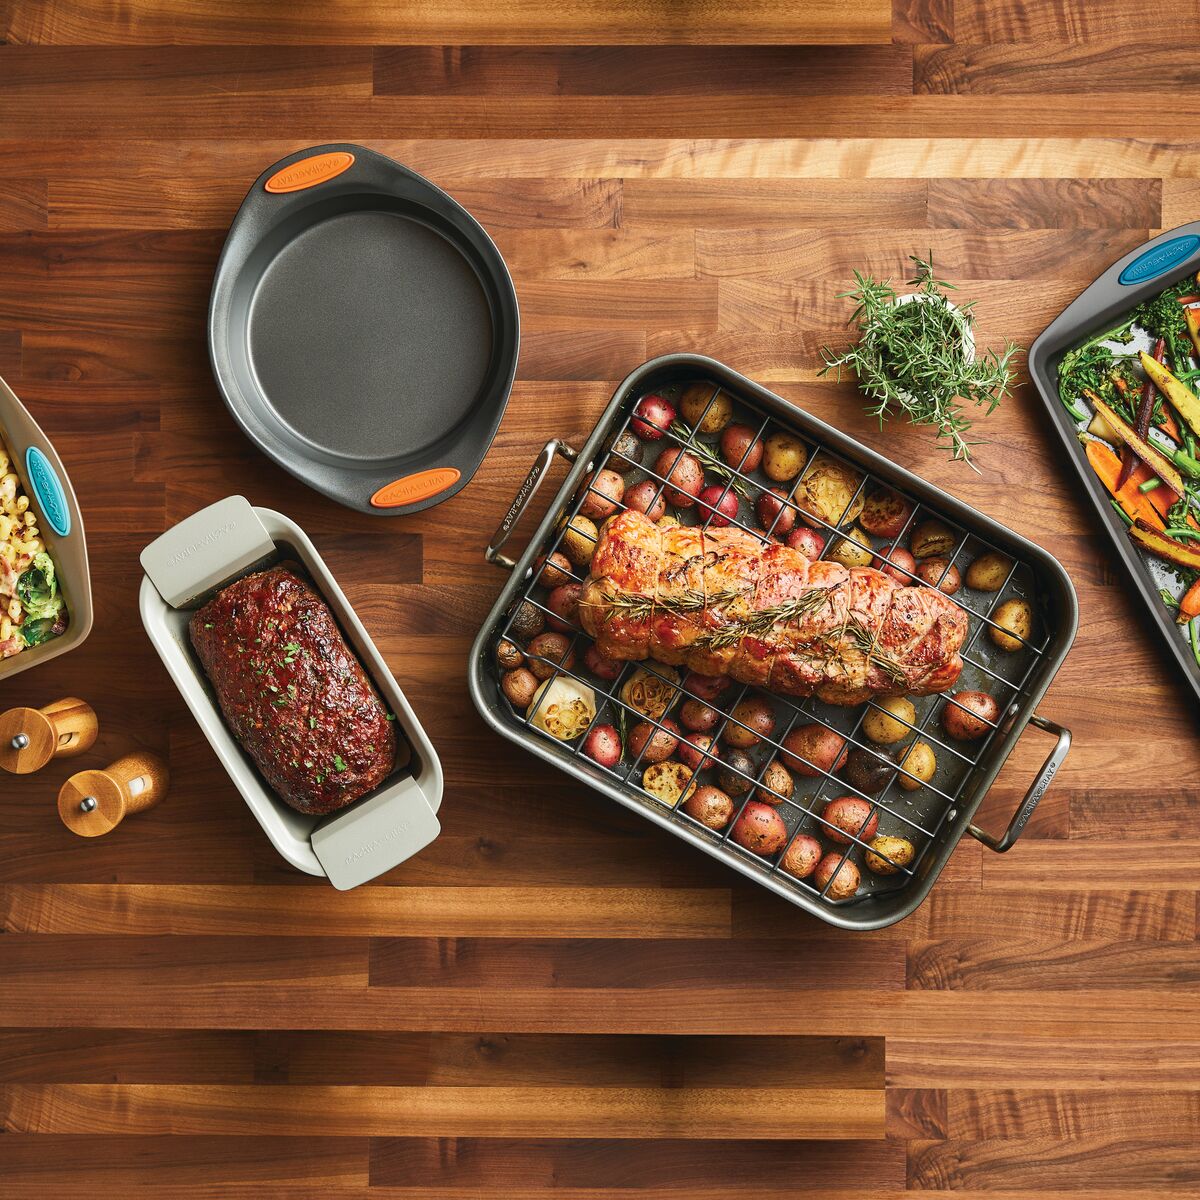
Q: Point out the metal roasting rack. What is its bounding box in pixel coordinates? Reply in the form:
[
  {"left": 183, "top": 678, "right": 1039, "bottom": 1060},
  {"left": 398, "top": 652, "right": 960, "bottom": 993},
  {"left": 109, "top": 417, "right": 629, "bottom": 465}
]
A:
[{"left": 471, "top": 355, "right": 1077, "bottom": 929}]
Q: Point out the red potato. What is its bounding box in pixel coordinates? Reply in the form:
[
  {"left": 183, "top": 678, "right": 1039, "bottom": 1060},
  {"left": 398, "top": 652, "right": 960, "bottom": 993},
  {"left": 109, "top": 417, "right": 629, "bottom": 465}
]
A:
[
  {"left": 627, "top": 717, "right": 681, "bottom": 764},
  {"left": 654, "top": 448, "right": 704, "bottom": 507},
  {"left": 860, "top": 488, "right": 915, "bottom": 539},
  {"left": 678, "top": 732, "right": 718, "bottom": 772},
  {"left": 781, "top": 723, "right": 848, "bottom": 777},
  {"left": 785, "top": 525, "right": 826, "bottom": 559},
  {"left": 582, "top": 724, "right": 622, "bottom": 769},
  {"left": 682, "top": 784, "right": 735, "bottom": 830},
  {"left": 535, "top": 551, "right": 573, "bottom": 589},
  {"left": 697, "top": 484, "right": 740, "bottom": 528},
  {"left": 724, "top": 695, "right": 776, "bottom": 749},
  {"left": 873, "top": 544, "right": 917, "bottom": 584},
  {"left": 915, "top": 557, "right": 961, "bottom": 595},
  {"left": 717, "top": 747, "right": 756, "bottom": 796},
  {"left": 632, "top": 393, "right": 676, "bottom": 440},
  {"left": 624, "top": 479, "right": 667, "bottom": 521},
  {"left": 814, "top": 852, "right": 860, "bottom": 900},
  {"left": 730, "top": 800, "right": 789, "bottom": 856},
  {"left": 781, "top": 834, "right": 822, "bottom": 880},
  {"left": 821, "top": 796, "right": 879, "bottom": 845},
  {"left": 942, "top": 690, "right": 999, "bottom": 740},
  {"left": 545, "top": 582, "right": 583, "bottom": 632},
  {"left": 583, "top": 642, "right": 623, "bottom": 681},
  {"left": 579, "top": 469, "right": 625, "bottom": 519},
  {"left": 684, "top": 670, "right": 731, "bottom": 702},
  {"left": 720, "top": 423, "right": 764, "bottom": 472},
  {"left": 680, "top": 698, "right": 721, "bottom": 733},
  {"left": 756, "top": 487, "right": 797, "bottom": 535}
]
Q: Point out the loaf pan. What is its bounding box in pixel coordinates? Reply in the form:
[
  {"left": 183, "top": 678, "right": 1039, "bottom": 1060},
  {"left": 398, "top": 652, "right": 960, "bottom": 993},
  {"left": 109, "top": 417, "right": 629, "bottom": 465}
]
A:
[{"left": 139, "top": 496, "right": 442, "bottom": 888}]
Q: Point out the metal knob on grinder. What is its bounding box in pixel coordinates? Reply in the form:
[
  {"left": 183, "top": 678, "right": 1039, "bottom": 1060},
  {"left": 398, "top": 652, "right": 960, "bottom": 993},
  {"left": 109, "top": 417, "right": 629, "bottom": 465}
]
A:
[
  {"left": 57, "top": 751, "right": 169, "bottom": 838},
  {"left": 0, "top": 697, "right": 98, "bottom": 774}
]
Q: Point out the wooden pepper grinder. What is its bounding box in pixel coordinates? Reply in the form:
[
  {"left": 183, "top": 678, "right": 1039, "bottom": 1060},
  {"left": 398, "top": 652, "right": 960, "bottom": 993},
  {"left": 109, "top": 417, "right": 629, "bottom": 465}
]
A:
[
  {"left": 0, "top": 697, "right": 98, "bottom": 775},
  {"left": 57, "top": 751, "right": 169, "bottom": 838}
]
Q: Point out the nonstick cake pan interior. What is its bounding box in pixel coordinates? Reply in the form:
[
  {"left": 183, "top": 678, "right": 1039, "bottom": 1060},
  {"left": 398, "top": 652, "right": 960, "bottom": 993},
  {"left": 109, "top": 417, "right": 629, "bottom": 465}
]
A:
[{"left": 209, "top": 144, "right": 519, "bottom": 517}]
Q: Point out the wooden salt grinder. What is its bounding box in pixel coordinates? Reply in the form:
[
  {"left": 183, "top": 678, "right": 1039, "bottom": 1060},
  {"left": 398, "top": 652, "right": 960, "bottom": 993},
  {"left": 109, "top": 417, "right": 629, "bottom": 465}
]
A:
[
  {"left": 0, "top": 697, "right": 98, "bottom": 774},
  {"left": 57, "top": 751, "right": 169, "bottom": 838}
]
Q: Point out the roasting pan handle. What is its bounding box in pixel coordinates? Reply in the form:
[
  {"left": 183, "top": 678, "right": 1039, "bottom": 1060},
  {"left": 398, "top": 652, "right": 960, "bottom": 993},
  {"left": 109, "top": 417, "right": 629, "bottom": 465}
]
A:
[
  {"left": 485, "top": 438, "right": 579, "bottom": 570},
  {"left": 968, "top": 713, "right": 1070, "bottom": 853}
]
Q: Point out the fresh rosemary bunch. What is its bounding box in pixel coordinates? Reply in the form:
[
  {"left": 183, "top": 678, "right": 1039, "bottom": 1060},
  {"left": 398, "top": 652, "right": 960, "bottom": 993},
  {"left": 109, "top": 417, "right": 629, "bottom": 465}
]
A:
[{"left": 819, "top": 254, "right": 1021, "bottom": 469}]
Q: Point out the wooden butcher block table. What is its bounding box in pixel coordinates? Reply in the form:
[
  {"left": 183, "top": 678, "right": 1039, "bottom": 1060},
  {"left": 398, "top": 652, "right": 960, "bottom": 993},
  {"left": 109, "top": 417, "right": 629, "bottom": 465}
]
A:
[{"left": 1, "top": 1, "right": 1197, "bottom": 1195}]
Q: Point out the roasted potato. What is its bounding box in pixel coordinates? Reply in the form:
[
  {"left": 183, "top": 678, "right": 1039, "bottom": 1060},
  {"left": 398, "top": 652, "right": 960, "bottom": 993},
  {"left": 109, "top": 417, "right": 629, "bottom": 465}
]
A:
[
  {"left": 859, "top": 488, "right": 915, "bottom": 539},
  {"left": 621, "top": 665, "right": 680, "bottom": 720},
  {"left": 642, "top": 760, "right": 697, "bottom": 806},
  {"left": 678, "top": 382, "right": 732, "bottom": 434},
  {"left": 717, "top": 747, "right": 756, "bottom": 796},
  {"left": 915, "top": 557, "right": 961, "bottom": 595},
  {"left": 873, "top": 543, "right": 917, "bottom": 584},
  {"left": 730, "top": 800, "right": 789, "bottom": 856},
  {"left": 827, "top": 525, "right": 873, "bottom": 569},
  {"left": 496, "top": 639, "right": 524, "bottom": 670},
  {"left": 965, "top": 551, "right": 1012, "bottom": 592},
  {"left": 791, "top": 455, "right": 864, "bottom": 527},
  {"left": 814, "top": 852, "right": 860, "bottom": 899},
  {"left": 683, "top": 670, "right": 732, "bottom": 703},
  {"left": 910, "top": 518, "right": 956, "bottom": 559},
  {"left": 897, "top": 740, "right": 936, "bottom": 791},
  {"left": 865, "top": 834, "right": 916, "bottom": 876},
  {"left": 843, "top": 747, "right": 895, "bottom": 794},
  {"left": 583, "top": 643, "right": 623, "bottom": 681},
  {"left": 682, "top": 785, "right": 735, "bottom": 830},
  {"left": 756, "top": 487, "right": 797, "bottom": 535},
  {"left": 535, "top": 551, "right": 573, "bottom": 588},
  {"left": 942, "top": 690, "right": 999, "bottom": 740},
  {"left": 609, "top": 429, "right": 642, "bottom": 464},
  {"left": 720, "top": 423, "right": 764, "bottom": 472},
  {"left": 624, "top": 479, "right": 667, "bottom": 521},
  {"left": 579, "top": 469, "right": 625, "bottom": 520},
  {"left": 654, "top": 448, "right": 705, "bottom": 507},
  {"left": 509, "top": 600, "right": 544, "bottom": 641},
  {"left": 526, "top": 631, "right": 575, "bottom": 680},
  {"left": 697, "top": 484, "right": 739, "bottom": 528},
  {"left": 863, "top": 697, "right": 916, "bottom": 745},
  {"left": 501, "top": 667, "right": 539, "bottom": 709},
  {"left": 560, "top": 514, "right": 599, "bottom": 567},
  {"left": 678, "top": 732, "right": 718, "bottom": 772},
  {"left": 781, "top": 834, "right": 822, "bottom": 880},
  {"left": 786, "top": 526, "right": 826, "bottom": 559},
  {"left": 724, "top": 695, "right": 776, "bottom": 749},
  {"left": 680, "top": 698, "right": 721, "bottom": 733},
  {"left": 754, "top": 758, "right": 794, "bottom": 806},
  {"left": 762, "top": 431, "right": 809, "bottom": 482},
  {"left": 546, "top": 582, "right": 583, "bottom": 632},
  {"left": 781, "top": 723, "right": 848, "bottom": 777},
  {"left": 582, "top": 724, "right": 622, "bottom": 769},
  {"left": 821, "top": 796, "right": 879, "bottom": 845},
  {"left": 632, "top": 393, "right": 676, "bottom": 440},
  {"left": 628, "top": 717, "right": 681, "bottom": 764},
  {"left": 990, "top": 598, "right": 1033, "bottom": 652}
]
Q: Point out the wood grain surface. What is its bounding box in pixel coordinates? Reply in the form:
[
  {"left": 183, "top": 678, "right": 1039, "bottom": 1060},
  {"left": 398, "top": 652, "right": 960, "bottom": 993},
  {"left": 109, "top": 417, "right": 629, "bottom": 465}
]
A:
[{"left": 1, "top": 1, "right": 1198, "bottom": 1195}]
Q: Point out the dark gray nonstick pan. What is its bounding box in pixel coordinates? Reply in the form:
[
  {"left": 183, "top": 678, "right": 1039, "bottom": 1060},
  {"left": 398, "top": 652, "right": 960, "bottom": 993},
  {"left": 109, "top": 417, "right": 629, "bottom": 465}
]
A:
[{"left": 209, "top": 144, "right": 519, "bottom": 515}]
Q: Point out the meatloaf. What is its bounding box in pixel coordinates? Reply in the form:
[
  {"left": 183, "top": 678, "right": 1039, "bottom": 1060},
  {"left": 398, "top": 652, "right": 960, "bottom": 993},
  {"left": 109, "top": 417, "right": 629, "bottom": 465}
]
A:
[
  {"left": 190, "top": 563, "right": 397, "bottom": 815},
  {"left": 580, "top": 510, "right": 967, "bottom": 706}
]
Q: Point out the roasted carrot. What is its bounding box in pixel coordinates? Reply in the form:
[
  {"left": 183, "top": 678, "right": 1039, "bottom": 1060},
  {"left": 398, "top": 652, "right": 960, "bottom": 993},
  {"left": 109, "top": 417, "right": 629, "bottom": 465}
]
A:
[
  {"left": 1180, "top": 577, "right": 1200, "bottom": 622},
  {"left": 1085, "top": 440, "right": 1167, "bottom": 530},
  {"left": 1119, "top": 336, "right": 1168, "bottom": 490},
  {"left": 1088, "top": 394, "right": 1186, "bottom": 498}
]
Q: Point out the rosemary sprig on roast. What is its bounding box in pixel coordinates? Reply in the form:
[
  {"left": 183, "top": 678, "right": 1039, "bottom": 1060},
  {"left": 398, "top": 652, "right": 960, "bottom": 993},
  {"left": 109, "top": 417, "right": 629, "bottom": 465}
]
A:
[{"left": 701, "top": 587, "right": 833, "bottom": 649}]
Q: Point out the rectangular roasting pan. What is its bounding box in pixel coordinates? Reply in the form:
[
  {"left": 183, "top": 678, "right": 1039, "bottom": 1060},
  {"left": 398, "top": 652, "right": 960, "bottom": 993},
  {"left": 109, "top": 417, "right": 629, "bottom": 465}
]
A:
[
  {"left": 468, "top": 355, "right": 1077, "bottom": 930},
  {"left": 140, "top": 496, "right": 443, "bottom": 889},
  {"left": 1028, "top": 220, "right": 1200, "bottom": 703}
]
